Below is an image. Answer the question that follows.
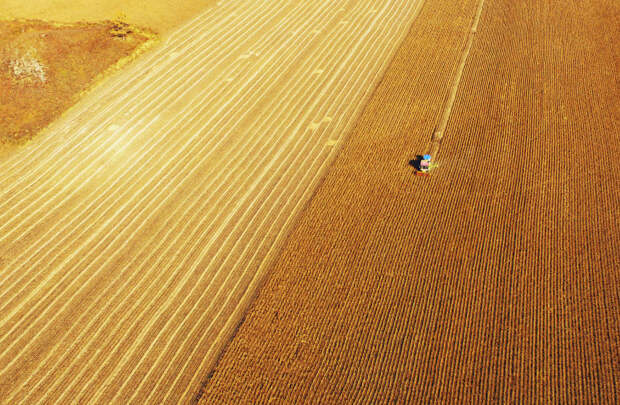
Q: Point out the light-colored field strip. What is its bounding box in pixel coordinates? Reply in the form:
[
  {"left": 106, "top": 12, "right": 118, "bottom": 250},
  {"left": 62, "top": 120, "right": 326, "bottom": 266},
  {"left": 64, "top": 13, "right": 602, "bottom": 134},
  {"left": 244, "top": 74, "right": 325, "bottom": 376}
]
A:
[{"left": 0, "top": 0, "right": 423, "bottom": 403}]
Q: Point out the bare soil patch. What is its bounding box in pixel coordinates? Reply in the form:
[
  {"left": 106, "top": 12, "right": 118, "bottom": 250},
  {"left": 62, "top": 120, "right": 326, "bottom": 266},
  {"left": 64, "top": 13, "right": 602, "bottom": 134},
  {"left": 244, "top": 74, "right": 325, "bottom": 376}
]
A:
[
  {"left": 0, "top": 0, "right": 216, "bottom": 35},
  {"left": 0, "top": 20, "right": 153, "bottom": 145}
]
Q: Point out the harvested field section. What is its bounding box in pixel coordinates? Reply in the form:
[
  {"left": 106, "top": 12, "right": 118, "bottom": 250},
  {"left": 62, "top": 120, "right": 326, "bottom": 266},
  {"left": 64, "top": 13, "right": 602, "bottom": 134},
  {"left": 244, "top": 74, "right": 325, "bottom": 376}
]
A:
[
  {"left": 201, "top": 0, "right": 619, "bottom": 403},
  {"left": 0, "top": 1, "right": 425, "bottom": 403}
]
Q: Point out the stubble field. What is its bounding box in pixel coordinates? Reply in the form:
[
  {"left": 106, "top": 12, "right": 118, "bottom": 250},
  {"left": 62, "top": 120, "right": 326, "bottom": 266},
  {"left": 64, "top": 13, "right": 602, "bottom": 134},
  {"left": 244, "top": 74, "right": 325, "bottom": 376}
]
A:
[
  {"left": 0, "top": 1, "right": 427, "bottom": 403},
  {"left": 201, "top": 0, "right": 619, "bottom": 402}
]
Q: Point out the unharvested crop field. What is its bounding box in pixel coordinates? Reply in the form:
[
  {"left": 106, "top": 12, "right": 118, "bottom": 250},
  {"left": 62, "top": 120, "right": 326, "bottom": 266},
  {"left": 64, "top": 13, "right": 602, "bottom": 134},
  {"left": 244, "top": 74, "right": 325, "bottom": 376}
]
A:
[
  {"left": 201, "top": 0, "right": 619, "bottom": 402},
  {"left": 0, "top": 20, "right": 151, "bottom": 145}
]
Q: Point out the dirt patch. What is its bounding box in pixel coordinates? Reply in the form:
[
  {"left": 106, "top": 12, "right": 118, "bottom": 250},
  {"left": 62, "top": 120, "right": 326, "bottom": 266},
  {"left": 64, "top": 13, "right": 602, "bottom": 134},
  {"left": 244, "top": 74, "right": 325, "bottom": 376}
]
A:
[
  {"left": 0, "top": 0, "right": 216, "bottom": 35},
  {"left": 0, "top": 19, "right": 154, "bottom": 146}
]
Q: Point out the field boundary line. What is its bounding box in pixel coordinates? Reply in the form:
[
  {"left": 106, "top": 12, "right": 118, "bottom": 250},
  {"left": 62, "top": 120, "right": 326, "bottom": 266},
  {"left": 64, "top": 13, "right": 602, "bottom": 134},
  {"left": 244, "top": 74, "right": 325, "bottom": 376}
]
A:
[
  {"left": 190, "top": 0, "right": 429, "bottom": 401},
  {"left": 116, "top": 3, "right": 414, "bottom": 401},
  {"left": 84, "top": 2, "right": 378, "bottom": 401},
  {"left": 430, "top": 0, "right": 486, "bottom": 159}
]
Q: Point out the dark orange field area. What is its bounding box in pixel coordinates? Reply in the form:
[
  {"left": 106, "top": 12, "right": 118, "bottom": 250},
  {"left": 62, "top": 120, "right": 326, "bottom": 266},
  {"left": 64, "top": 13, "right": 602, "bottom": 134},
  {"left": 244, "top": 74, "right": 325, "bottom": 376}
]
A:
[
  {"left": 0, "top": 20, "right": 152, "bottom": 145},
  {"left": 201, "top": 0, "right": 619, "bottom": 402}
]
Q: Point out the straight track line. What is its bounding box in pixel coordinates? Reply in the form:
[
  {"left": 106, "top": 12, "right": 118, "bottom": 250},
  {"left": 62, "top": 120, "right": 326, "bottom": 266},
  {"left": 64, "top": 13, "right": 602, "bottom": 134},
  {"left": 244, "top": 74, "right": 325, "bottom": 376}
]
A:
[{"left": 430, "top": 0, "right": 486, "bottom": 158}]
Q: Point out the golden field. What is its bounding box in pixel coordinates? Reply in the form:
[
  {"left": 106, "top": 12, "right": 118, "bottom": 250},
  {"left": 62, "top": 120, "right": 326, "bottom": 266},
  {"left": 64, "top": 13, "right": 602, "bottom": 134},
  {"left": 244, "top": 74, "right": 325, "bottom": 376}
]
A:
[{"left": 0, "top": 0, "right": 617, "bottom": 402}]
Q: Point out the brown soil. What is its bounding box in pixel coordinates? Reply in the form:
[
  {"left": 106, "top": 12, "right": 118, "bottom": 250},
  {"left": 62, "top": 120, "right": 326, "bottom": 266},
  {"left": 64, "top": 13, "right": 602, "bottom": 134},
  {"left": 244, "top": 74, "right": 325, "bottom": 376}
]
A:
[
  {"left": 0, "top": 0, "right": 216, "bottom": 35},
  {"left": 200, "top": 0, "right": 620, "bottom": 402},
  {"left": 0, "top": 20, "right": 152, "bottom": 145}
]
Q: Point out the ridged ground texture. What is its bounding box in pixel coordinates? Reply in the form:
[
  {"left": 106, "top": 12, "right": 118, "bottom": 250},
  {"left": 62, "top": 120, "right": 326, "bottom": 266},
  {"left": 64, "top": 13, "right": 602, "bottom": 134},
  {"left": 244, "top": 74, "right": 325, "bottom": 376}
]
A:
[{"left": 201, "top": 0, "right": 619, "bottom": 402}]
